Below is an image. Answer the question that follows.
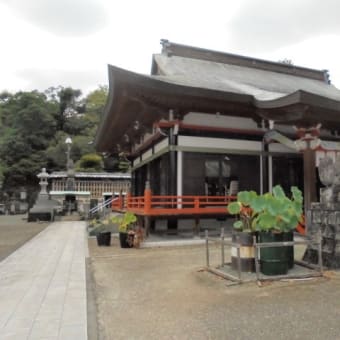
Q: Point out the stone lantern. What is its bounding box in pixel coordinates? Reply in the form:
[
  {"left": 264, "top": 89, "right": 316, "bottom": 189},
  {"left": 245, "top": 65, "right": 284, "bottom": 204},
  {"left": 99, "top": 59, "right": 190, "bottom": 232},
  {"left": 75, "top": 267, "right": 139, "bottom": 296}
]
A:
[
  {"left": 37, "top": 168, "right": 50, "bottom": 195},
  {"left": 27, "top": 168, "right": 58, "bottom": 222}
]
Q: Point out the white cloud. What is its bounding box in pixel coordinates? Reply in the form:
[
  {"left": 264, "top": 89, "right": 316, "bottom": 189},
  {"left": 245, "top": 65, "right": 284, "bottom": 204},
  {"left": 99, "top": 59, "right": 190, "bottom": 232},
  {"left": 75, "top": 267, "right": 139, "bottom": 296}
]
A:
[
  {"left": 2, "top": 0, "right": 108, "bottom": 36},
  {"left": 0, "top": 0, "right": 339, "bottom": 94},
  {"left": 15, "top": 68, "right": 105, "bottom": 94},
  {"left": 227, "top": 0, "right": 340, "bottom": 51}
]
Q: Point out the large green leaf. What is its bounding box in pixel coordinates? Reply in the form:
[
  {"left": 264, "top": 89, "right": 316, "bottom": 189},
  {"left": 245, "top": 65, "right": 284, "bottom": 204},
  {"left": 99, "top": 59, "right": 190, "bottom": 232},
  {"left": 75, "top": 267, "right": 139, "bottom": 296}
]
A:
[
  {"left": 272, "top": 185, "right": 286, "bottom": 199},
  {"left": 266, "top": 198, "right": 282, "bottom": 216},
  {"left": 233, "top": 220, "right": 243, "bottom": 229},
  {"left": 256, "top": 212, "right": 277, "bottom": 230},
  {"left": 237, "top": 190, "right": 257, "bottom": 205},
  {"left": 251, "top": 195, "right": 267, "bottom": 212},
  {"left": 278, "top": 213, "right": 291, "bottom": 224},
  {"left": 291, "top": 186, "right": 303, "bottom": 203},
  {"left": 227, "top": 202, "right": 241, "bottom": 214}
]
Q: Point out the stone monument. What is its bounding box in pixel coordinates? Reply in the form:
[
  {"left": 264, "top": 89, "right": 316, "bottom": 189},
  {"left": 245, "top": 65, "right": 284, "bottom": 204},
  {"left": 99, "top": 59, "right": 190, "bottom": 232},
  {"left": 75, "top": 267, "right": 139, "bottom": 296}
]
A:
[{"left": 303, "top": 155, "right": 340, "bottom": 268}]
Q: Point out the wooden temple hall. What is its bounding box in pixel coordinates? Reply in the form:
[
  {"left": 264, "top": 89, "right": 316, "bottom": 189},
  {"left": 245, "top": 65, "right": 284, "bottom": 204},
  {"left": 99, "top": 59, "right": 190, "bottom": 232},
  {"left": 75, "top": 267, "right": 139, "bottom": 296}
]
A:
[{"left": 95, "top": 40, "right": 340, "bottom": 231}]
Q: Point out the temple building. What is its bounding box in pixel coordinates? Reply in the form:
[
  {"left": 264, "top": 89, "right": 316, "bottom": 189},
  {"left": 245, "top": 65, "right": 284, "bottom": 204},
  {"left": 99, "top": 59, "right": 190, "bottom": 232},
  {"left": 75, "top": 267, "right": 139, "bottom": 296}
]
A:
[{"left": 95, "top": 40, "right": 340, "bottom": 231}]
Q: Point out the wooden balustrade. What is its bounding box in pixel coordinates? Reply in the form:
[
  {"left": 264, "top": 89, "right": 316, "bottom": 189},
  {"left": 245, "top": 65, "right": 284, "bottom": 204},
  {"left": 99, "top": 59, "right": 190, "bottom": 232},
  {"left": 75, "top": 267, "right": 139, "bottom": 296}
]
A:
[
  {"left": 112, "top": 188, "right": 236, "bottom": 216},
  {"left": 112, "top": 190, "right": 306, "bottom": 234}
]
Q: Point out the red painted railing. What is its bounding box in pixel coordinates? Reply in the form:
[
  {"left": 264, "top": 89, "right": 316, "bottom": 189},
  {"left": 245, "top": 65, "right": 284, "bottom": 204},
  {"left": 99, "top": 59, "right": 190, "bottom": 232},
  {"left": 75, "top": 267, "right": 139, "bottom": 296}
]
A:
[
  {"left": 112, "top": 190, "right": 307, "bottom": 234},
  {"left": 112, "top": 189, "right": 236, "bottom": 216}
]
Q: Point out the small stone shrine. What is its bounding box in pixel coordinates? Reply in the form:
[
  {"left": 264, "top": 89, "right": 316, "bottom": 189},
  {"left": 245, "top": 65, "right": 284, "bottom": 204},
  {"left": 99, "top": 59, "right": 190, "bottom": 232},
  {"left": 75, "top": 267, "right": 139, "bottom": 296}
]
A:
[{"left": 303, "top": 156, "right": 340, "bottom": 268}]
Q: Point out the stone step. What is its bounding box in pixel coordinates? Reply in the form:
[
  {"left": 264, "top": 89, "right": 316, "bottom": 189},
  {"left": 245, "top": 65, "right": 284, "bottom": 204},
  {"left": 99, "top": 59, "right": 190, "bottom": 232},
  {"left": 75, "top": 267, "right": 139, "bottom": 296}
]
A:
[{"left": 59, "top": 213, "right": 82, "bottom": 222}]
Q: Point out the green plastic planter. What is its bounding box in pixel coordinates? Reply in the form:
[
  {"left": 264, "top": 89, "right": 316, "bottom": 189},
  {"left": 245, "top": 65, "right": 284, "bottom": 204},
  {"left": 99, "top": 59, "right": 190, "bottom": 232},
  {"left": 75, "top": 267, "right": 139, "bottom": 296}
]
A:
[
  {"left": 283, "top": 231, "right": 294, "bottom": 269},
  {"left": 258, "top": 231, "right": 288, "bottom": 276}
]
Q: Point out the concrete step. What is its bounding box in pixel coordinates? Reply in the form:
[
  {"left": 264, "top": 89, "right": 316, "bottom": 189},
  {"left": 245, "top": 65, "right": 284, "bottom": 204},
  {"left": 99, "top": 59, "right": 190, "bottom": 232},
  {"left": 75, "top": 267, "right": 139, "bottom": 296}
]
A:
[{"left": 59, "top": 213, "right": 82, "bottom": 221}]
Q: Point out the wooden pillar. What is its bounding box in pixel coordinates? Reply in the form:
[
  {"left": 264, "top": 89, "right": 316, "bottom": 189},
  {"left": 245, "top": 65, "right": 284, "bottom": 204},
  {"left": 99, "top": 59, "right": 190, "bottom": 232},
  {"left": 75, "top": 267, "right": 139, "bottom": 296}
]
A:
[
  {"left": 144, "top": 181, "right": 151, "bottom": 215},
  {"left": 177, "top": 150, "right": 183, "bottom": 208},
  {"left": 261, "top": 139, "right": 269, "bottom": 194},
  {"left": 303, "top": 143, "right": 317, "bottom": 212},
  {"left": 143, "top": 181, "right": 152, "bottom": 237},
  {"left": 126, "top": 192, "right": 131, "bottom": 209},
  {"left": 169, "top": 129, "right": 177, "bottom": 197},
  {"left": 168, "top": 111, "right": 178, "bottom": 230},
  {"left": 118, "top": 191, "right": 123, "bottom": 210}
]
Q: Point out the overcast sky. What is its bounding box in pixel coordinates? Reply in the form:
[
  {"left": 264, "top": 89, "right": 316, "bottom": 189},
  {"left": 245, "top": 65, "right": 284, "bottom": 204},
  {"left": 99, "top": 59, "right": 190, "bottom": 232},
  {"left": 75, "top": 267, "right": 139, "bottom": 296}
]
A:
[{"left": 1, "top": 0, "right": 340, "bottom": 95}]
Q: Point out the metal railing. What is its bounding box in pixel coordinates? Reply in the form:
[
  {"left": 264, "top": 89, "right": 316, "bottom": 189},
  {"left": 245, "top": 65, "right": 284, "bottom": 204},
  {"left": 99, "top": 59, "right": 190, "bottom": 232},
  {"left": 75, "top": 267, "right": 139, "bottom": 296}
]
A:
[
  {"left": 204, "top": 228, "right": 323, "bottom": 284},
  {"left": 88, "top": 197, "right": 118, "bottom": 219}
]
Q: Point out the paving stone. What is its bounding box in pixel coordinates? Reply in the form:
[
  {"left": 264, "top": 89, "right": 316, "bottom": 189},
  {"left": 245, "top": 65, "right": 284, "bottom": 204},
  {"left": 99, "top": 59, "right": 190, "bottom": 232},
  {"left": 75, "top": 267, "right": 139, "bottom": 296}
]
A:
[{"left": 0, "top": 221, "right": 88, "bottom": 340}]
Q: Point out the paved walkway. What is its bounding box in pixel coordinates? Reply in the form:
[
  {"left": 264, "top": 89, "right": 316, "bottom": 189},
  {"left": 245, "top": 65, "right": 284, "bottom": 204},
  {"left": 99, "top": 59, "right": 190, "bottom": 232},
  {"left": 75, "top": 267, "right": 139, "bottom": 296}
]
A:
[{"left": 0, "top": 221, "right": 88, "bottom": 340}]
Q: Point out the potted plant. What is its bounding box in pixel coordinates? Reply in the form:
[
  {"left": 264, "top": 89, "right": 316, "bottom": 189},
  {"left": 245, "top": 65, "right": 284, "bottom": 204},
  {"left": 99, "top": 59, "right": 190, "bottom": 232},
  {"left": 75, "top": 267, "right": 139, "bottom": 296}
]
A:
[
  {"left": 110, "top": 211, "right": 137, "bottom": 248},
  {"left": 88, "top": 218, "right": 113, "bottom": 246},
  {"left": 228, "top": 185, "right": 303, "bottom": 275},
  {"left": 228, "top": 192, "right": 258, "bottom": 272}
]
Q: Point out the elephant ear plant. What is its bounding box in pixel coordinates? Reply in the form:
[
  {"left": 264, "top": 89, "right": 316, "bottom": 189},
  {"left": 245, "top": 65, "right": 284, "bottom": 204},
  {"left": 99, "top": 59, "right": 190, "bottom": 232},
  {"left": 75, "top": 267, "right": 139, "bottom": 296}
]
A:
[
  {"left": 227, "top": 190, "right": 258, "bottom": 232},
  {"left": 227, "top": 185, "right": 303, "bottom": 233},
  {"left": 254, "top": 185, "right": 303, "bottom": 233}
]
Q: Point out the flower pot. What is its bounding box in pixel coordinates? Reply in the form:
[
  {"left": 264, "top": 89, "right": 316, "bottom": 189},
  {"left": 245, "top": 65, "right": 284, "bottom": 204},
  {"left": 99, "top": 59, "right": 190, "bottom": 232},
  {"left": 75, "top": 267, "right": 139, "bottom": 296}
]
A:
[
  {"left": 231, "top": 231, "right": 255, "bottom": 272},
  {"left": 96, "top": 232, "right": 111, "bottom": 246},
  {"left": 258, "top": 231, "right": 288, "bottom": 276},
  {"left": 119, "top": 232, "right": 133, "bottom": 248},
  {"left": 283, "top": 231, "right": 294, "bottom": 269}
]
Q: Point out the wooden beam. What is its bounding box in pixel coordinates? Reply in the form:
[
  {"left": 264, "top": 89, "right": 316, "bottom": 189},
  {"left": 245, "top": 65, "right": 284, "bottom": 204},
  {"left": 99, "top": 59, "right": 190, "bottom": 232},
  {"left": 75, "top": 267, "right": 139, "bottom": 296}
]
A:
[{"left": 303, "top": 143, "right": 317, "bottom": 211}]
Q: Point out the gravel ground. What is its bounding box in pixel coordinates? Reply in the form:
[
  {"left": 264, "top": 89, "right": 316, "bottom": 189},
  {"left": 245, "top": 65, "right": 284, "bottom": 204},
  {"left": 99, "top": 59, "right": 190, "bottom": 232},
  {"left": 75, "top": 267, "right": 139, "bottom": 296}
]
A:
[
  {"left": 0, "top": 214, "right": 49, "bottom": 261},
  {"left": 89, "top": 236, "right": 340, "bottom": 340},
  {"left": 2, "top": 217, "right": 339, "bottom": 340}
]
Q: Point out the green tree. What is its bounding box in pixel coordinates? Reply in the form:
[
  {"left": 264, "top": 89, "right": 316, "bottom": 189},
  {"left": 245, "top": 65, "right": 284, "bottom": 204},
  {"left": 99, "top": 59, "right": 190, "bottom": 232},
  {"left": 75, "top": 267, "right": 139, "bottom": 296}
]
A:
[
  {"left": 83, "top": 86, "right": 108, "bottom": 137},
  {"left": 76, "top": 153, "right": 103, "bottom": 172},
  {"left": 0, "top": 91, "right": 58, "bottom": 195},
  {"left": 0, "top": 85, "right": 109, "bottom": 203},
  {"left": 45, "top": 86, "right": 83, "bottom": 131}
]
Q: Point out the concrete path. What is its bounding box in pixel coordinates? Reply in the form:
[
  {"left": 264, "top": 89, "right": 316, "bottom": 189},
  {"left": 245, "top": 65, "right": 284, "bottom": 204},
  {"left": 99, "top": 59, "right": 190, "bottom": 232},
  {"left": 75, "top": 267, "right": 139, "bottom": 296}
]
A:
[{"left": 0, "top": 221, "right": 88, "bottom": 340}]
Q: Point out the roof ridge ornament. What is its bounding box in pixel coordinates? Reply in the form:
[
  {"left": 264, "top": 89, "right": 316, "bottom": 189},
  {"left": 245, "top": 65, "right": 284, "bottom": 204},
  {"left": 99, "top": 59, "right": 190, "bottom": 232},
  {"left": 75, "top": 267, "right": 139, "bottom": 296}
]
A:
[{"left": 160, "top": 39, "right": 172, "bottom": 56}]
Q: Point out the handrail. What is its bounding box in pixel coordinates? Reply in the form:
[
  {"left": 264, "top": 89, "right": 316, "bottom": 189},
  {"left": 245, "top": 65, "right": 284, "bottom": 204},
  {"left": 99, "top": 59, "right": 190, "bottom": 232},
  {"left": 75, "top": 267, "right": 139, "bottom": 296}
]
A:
[{"left": 89, "top": 197, "right": 118, "bottom": 216}]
